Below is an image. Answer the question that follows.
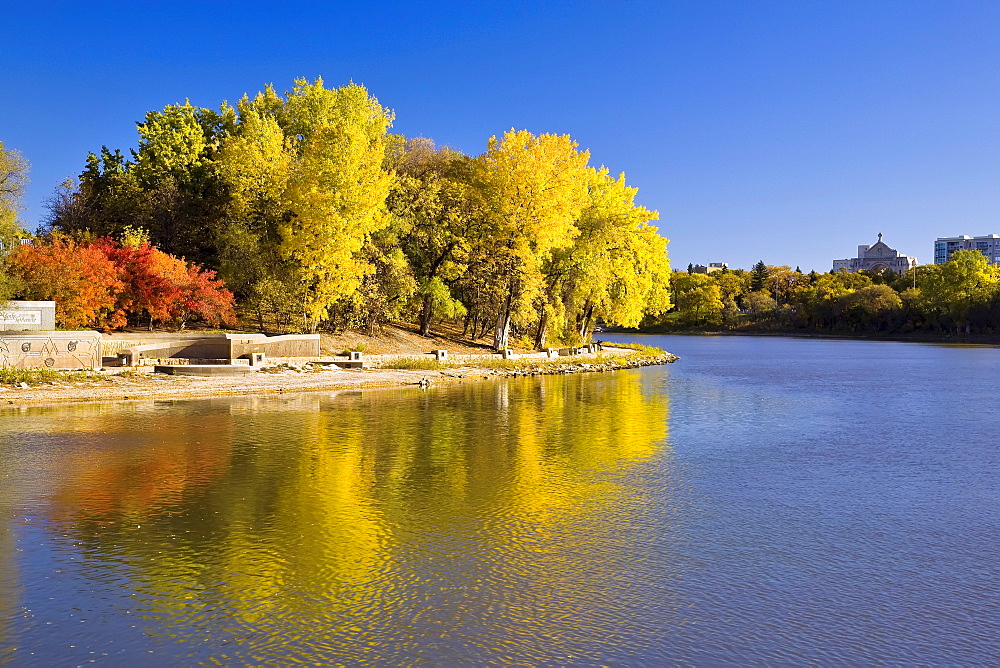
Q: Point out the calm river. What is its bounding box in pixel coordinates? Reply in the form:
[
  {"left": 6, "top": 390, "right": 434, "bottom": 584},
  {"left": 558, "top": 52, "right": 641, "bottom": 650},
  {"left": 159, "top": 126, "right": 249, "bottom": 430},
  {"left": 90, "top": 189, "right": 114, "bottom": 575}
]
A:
[{"left": 1, "top": 335, "right": 998, "bottom": 665}]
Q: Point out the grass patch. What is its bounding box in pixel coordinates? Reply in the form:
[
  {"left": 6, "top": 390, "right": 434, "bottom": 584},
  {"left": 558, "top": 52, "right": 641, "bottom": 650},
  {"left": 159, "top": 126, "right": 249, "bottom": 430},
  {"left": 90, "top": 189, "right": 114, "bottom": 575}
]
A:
[
  {"left": 470, "top": 357, "right": 563, "bottom": 371},
  {"left": 603, "top": 341, "right": 666, "bottom": 356},
  {"left": 1, "top": 366, "right": 104, "bottom": 386},
  {"left": 379, "top": 357, "right": 444, "bottom": 371}
]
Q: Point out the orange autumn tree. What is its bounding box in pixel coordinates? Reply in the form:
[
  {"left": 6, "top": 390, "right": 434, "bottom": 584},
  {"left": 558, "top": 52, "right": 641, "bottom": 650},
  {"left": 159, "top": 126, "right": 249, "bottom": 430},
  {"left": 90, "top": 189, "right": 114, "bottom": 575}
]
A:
[
  {"left": 8, "top": 234, "right": 235, "bottom": 330},
  {"left": 7, "top": 234, "right": 123, "bottom": 329}
]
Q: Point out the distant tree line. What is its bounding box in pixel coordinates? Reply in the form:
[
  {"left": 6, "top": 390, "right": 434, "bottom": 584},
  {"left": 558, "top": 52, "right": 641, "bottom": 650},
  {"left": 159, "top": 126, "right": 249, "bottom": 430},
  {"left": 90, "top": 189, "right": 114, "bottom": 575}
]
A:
[
  {"left": 3, "top": 78, "right": 672, "bottom": 346},
  {"left": 656, "top": 252, "right": 1000, "bottom": 335}
]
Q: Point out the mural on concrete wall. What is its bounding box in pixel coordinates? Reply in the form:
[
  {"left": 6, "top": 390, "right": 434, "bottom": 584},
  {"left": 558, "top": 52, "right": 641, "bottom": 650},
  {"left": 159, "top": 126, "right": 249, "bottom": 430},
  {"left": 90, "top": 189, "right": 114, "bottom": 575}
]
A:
[{"left": 0, "top": 333, "right": 102, "bottom": 369}]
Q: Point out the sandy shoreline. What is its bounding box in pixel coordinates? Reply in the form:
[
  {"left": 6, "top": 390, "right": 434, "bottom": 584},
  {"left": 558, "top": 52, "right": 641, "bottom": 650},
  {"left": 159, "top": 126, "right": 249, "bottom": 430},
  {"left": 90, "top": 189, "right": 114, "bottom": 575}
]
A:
[{"left": 1, "top": 348, "right": 677, "bottom": 408}]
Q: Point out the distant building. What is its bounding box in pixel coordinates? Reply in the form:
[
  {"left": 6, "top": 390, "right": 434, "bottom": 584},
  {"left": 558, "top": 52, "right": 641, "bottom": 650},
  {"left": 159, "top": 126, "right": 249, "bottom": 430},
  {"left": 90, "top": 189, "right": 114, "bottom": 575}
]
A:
[
  {"left": 691, "top": 262, "right": 728, "bottom": 274},
  {"left": 832, "top": 233, "right": 917, "bottom": 275},
  {"left": 933, "top": 235, "right": 1000, "bottom": 265},
  {"left": 0, "top": 238, "right": 31, "bottom": 254}
]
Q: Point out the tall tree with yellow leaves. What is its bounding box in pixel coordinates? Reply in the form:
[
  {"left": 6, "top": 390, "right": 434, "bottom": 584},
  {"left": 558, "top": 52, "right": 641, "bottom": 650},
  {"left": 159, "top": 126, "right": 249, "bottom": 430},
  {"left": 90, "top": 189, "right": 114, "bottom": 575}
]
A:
[
  {"left": 279, "top": 79, "right": 394, "bottom": 330},
  {"left": 539, "top": 167, "right": 670, "bottom": 346},
  {"left": 1, "top": 140, "right": 29, "bottom": 300},
  {"left": 216, "top": 78, "right": 395, "bottom": 331},
  {"left": 216, "top": 103, "right": 298, "bottom": 329},
  {"left": 473, "top": 129, "right": 591, "bottom": 349}
]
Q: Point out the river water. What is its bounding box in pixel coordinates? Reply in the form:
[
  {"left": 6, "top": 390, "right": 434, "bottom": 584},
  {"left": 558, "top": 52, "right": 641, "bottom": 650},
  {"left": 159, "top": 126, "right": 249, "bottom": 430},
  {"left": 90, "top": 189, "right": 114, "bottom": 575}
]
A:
[{"left": 0, "top": 335, "right": 998, "bottom": 665}]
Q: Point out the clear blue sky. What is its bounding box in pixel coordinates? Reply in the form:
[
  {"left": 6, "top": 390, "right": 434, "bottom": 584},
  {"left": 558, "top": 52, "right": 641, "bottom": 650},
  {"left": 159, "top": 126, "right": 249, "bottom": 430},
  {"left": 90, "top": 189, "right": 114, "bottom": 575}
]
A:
[{"left": 3, "top": 0, "right": 999, "bottom": 273}]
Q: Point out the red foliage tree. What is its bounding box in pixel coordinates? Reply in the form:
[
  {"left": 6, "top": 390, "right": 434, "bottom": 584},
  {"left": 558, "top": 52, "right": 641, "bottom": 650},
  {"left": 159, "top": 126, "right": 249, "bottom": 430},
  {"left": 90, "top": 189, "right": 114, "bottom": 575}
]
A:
[
  {"left": 95, "top": 238, "right": 236, "bottom": 329},
  {"left": 175, "top": 263, "right": 237, "bottom": 329}
]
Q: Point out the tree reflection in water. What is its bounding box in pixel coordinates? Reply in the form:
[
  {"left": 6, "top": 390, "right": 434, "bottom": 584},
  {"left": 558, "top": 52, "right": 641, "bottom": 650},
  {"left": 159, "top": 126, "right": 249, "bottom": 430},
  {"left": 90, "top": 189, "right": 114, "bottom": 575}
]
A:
[{"left": 2, "top": 370, "right": 674, "bottom": 664}]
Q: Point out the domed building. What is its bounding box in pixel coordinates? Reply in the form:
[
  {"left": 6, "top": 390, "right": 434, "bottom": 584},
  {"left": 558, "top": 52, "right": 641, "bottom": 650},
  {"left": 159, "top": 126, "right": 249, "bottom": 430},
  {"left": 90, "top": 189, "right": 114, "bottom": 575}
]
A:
[{"left": 832, "top": 234, "right": 917, "bottom": 274}]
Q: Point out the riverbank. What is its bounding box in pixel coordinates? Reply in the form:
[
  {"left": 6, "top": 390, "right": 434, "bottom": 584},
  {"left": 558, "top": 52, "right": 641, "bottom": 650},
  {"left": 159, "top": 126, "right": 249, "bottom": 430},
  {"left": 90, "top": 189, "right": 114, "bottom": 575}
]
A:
[
  {"left": 615, "top": 327, "right": 1000, "bottom": 346},
  {"left": 1, "top": 345, "right": 677, "bottom": 408}
]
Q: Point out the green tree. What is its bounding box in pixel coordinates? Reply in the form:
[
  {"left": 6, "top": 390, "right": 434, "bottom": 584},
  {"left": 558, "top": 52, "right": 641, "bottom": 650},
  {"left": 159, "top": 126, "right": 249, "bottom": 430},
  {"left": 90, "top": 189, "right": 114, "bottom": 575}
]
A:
[
  {"left": 131, "top": 100, "right": 235, "bottom": 264},
  {"left": 750, "top": 260, "right": 769, "bottom": 292},
  {"left": 673, "top": 272, "right": 723, "bottom": 325},
  {"left": 919, "top": 250, "right": 1000, "bottom": 333},
  {"left": 385, "top": 138, "right": 480, "bottom": 337},
  {"left": 840, "top": 284, "right": 903, "bottom": 331},
  {"left": 1, "top": 140, "right": 29, "bottom": 240},
  {"left": 793, "top": 271, "right": 872, "bottom": 330},
  {"left": 744, "top": 290, "right": 777, "bottom": 318},
  {"left": 46, "top": 100, "right": 235, "bottom": 267},
  {"left": 46, "top": 148, "right": 150, "bottom": 240},
  {"left": 712, "top": 270, "right": 747, "bottom": 325}
]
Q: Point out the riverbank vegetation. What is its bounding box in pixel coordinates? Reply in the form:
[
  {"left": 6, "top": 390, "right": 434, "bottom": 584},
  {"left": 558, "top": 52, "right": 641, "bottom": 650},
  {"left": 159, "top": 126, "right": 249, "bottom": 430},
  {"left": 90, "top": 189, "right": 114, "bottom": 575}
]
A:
[
  {"left": 1, "top": 78, "right": 671, "bottom": 349},
  {"left": 652, "top": 253, "right": 1000, "bottom": 336},
  {"left": 0, "top": 365, "right": 116, "bottom": 386},
  {"left": 374, "top": 344, "right": 671, "bottom": 373}
]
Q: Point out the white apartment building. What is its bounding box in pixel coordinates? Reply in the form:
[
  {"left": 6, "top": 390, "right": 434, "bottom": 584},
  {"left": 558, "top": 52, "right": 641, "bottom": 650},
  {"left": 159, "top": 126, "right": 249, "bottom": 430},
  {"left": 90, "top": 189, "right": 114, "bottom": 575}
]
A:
[
  {"left": 832, "top": 234, "right": 917, "bottom": 275},
  {"left": 933, "top": 235, "right": 1000, "bottom": 265}
]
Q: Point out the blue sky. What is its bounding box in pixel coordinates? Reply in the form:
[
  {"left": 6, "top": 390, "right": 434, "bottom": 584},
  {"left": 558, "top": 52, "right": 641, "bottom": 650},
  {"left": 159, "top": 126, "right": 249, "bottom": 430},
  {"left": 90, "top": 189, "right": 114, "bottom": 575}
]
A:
[{"left": 2, "top": 1, "right": 999, "bottom": 272}]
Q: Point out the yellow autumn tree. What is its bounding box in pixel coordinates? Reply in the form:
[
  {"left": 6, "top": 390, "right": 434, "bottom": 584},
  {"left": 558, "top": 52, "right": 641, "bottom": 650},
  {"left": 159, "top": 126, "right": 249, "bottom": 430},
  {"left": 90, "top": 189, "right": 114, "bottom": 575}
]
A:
[
  {"left": 216, "top": 103, "right": 298, "bottom": 329},
  {"left": 280, "top": 79, "right": 395, "bottom": 330},
  {"left": 1, "top": 140, "right": 29, "bottom": 300},
  {"left": 472, "top": 129, "right": 591, "bottom": 349},
  {"left": 539, "top": 167, "right": 670, "bottom": 346},
  {"left": 216, "top": 78, "right": 394, "bottom": 331}
]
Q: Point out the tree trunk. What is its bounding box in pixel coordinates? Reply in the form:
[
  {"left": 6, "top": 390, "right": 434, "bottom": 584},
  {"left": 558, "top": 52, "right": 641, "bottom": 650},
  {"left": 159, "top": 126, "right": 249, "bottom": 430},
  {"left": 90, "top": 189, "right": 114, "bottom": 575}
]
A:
[
  {"left": 578, "top": 301, "right": 594, "bottom": 341},
  {"left": 494, "top": 310, "right": 511, "bottom": 350},
  {"left": 494, "top": 281, "right": 516, "bottom": 350},
  {"left": 534, "top": 311, "right": 548, "bottom": 350},
  {"left": 419, "top": 296, "right": 434, "bottom": 337}
]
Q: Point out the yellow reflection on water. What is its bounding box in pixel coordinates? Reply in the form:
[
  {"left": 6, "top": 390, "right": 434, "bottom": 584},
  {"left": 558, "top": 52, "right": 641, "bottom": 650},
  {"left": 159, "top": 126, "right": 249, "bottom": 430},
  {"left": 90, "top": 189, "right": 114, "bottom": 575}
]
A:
[{"left": 9, "top": 370, "right": 672, "bottom": 661}]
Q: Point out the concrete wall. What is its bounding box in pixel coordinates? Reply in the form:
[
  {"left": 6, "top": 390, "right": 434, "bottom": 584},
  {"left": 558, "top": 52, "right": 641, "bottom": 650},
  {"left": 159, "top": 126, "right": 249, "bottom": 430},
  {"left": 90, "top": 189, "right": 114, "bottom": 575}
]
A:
[
  {"left": 254, "top": 334, "right": 320, "bottom": 359},
  {"left": 118, "top": 333, "right": 321, "bottom": 365},
  {"left": 0, "top": 331, "right": 102, "bottom": 369},
  {"left": 0, "top": 301, "right": 56, "bottom": 331},
  {"left": 121, "top": 340, "right": 235, "bottom": 364},
  {"left": 101, "top": 332, "right": 239, "bottom": 357}
]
